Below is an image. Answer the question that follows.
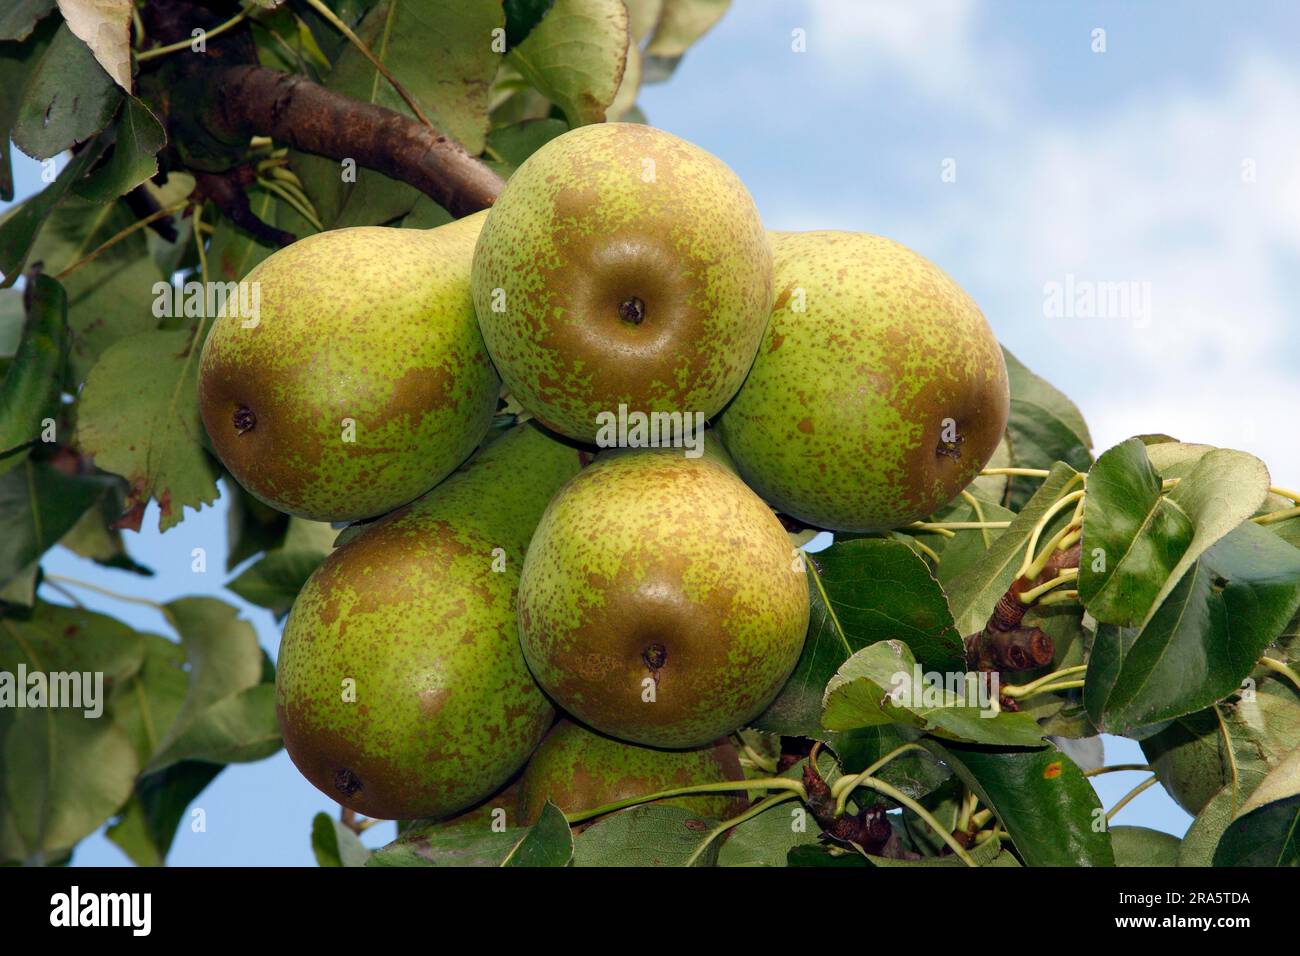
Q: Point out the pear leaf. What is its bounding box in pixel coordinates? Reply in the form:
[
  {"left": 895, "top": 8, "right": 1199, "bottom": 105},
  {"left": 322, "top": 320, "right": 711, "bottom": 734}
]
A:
[
  {"left": 509, "top": 0, "right": 629, "bottom": 126},
  {"left": 1085, "top": 521, "right": 1300, "bottom": 734},
  {"left": 754, "top": 537, "right": 963, "bottom": 738},
  {"left": 924, "top": 740, "right": 1114, "bottom": 867},
  {"left": 1080, "top": 438, "right": 1270, "bottom": 627},
  {"left": 1212, "top": 748, "right": 1300, "bottom": 866},
  {"left": 944, "top": 462, "right": 1083, "bottom": 636},
  {"left": 77, "top": 328, "right": 219, "bottom": 532},
  {"left": 1109, "top": 826, "right": 1181, "bottom": 866},
  {"left": 370, "top": 801, "right": 572, "bottom": 867},
  {"left": 311, "top": 812, "right": 371, "bottom": 867},
  {"left": 821, "top": 640, "right": 1045, "bottom": 747},
  {"left": 573, "top": 804, "right": 720, "bottom": 867}
]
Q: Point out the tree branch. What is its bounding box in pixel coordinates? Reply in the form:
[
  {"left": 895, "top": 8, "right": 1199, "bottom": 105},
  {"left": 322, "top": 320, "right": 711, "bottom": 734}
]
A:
[{"left": 203, "top": 64, "right": 504, "bottom": 219}]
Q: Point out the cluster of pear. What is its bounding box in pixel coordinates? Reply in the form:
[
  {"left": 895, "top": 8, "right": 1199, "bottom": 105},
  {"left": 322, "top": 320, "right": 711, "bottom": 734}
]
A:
[{"left": 197, "top": 123, "right": 1009, "bottom": 825}]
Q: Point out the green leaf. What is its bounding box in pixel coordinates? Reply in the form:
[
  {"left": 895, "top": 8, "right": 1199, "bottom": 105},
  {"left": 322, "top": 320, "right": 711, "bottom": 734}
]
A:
[
  {"left": 77, "top": 328, "right": 220, "bottom": 532},
  {"left": 1140, "top": 663, "right": 1300, "bottom": 816},
  {"left": 0, "top": 0, "right": 58, "bottom": 42},
  {"left": 1212, "top": 748, "right": 1300, "bottom": 866},
  {"left": 370, "top": 802, "right": 573, "bottom": 867},
  {"left": 1079, "top": 439, "right": 1270, "bottom": 627},
  {"left": 0, "top": 709, "right": 138, "bottom": 863},
  {"left": 226, "top": 518, "right": 335, "bottom": 618},
  {"left": 716, "top": 798, "right": 817, "bottom": 866},
  {"left": 484, "top": 117, "right": 568, "bottom": 177},
  {"left": 509, "top": 0, "right": 629, "bottom": 126},
  {"left": 293, "top": 0, "right": 504, "bottom": 227},
  {"left": 0, "top": 601, "right": 147, "bottom": 864},
  {"left": 73, "top": 97, "right": 167, "bottom": 203},
  {"left": 12, "top": 23, "right": 121, "bottom": 160},
  {"left": 112, "top": 632, "right": 188, "bottom": 764},
  {"left": 787, "top": 844, "right": 869, "bottom": 867},
  {"left": 754, "top": 537, "right": 964, "bottom": 738},
  {"left": 0, "top": 129, "right": 109, "bottom": 285},
  {"left": 1085, "top": 521, "right": 1300, "bottom": 733},
  {"left": 925, "top": 740, "right": 1115, "bottom": 866},
  {"left": 1177, "top": 781, "right": 1237, "bottom": 867},
  {"left": 0, "top": 459, "right": 104, "bottom": 587},
  {"left": 821, "top": 640, "right": 1045, "bottom": 746},
  {"left": 0, "top": 273, "right": 67, "bottom": 462},
  {"left": 26, "top": 194, "right": 171, "bottom": 383},
  {"left": 224, "top": 483, "right": 290, "bottom": 570},
  {"left": 944, "top": 463, "right": 1083, "bottom": 636},
  {"left": 105, "top": 761, "right": 223, "bottom": 866},
  {"left": 58, "top": 473, "right": 155, "bottom": 575},
  {"left": 1001, "top": 347, "right": 1093, "bottom": 509},
  {"left": 57, "top": 0, "right": 133, "bottom": 91},
  {"left": 642, "top": 0, "right": 728, "bottom": 83},
  {"left": 502, "top": 801, "right": 572, "bottom": 866},
  {"left": 143, "top": 682, "right": 281, "bottom": 768},
  {"left": 504, "top": 0, "right": 555, "bottom": 47},
  {"left": 573, "top": 804, "right": 718, "bottom": 867},
  {"left": 311, "top": 811, "right": 371, "bottom": 867},
  {"left": 1, "top": 13, "right": 58, "bottom": 202},
  {"left": 1109, "top": 826, "right": 1181, "bottom": 866},
  {"left": 931, "top": 493, "right": 1018, "bottom": 589},
  {"left": 143, "top": 597, "right": 268, "bottom": 773}
]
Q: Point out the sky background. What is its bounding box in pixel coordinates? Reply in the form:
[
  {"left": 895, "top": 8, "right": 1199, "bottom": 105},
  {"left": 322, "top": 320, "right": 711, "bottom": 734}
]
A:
[{"left": 8, "top": 0, "right": 1299, "bottom": 864}]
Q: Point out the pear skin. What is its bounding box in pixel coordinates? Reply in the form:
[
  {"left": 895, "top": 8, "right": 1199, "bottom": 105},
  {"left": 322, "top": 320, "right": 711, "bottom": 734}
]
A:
[
  {"left": 518, "top": 719, "right": 748, "bottom": 827},
  {"left": 472, "top": 123, "right": 773, "bottom": 442},
  {"left": 715, "top": 231, "right": 1010, "bottom": 532},
  {"left": 518, "top": 446, "right": 810, "bottom": 749},
  {"left": 199, "top": 213, "right": 499, "bottom": 522},
  {"left": 276, "top": 423, "right": 584, "bottom": 820}
]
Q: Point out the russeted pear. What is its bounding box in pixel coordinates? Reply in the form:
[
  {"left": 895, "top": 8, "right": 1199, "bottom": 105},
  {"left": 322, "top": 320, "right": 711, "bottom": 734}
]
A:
[
  {"left": 518, "top": 719, "right": 748, "bottom": 827},
  {"left": 518, "top": 446, "right": 809, "bottom": 749},
  {"left": 715, "top": 232, "right": 1010, "bottom": 532},
  {"left": 276, "top": 423, "right": 583, "bottom": 820},
  {"left": 471, "top": 122, "right": 773, "bottom": 443},
  {"left": 199, "top": 213, "right": 499, "bottom": 522}
]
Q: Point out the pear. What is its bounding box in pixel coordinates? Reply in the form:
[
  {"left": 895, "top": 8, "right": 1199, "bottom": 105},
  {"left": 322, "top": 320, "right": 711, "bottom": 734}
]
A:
[
  {"left": 518, "top": 446, "right": 809, "bottom": 749},
  {"left": 471, "top": 122, "right": 773, "bottom": 443},
  {"left": 518, "top": 719, "right": 748, "bottom": 826},
  {"left": 276, "top": 422, "right": 583, "bottom": 820},
  {"left": 198, "top": 213, "right": 499, "bottom": 522},
  {"left": 715, "top": 231, "right": 1010, "bottom": 532}
]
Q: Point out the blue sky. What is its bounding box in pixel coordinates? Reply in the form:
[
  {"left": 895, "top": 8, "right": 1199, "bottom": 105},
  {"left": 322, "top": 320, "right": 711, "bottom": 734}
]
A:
[{"left": 10, "top": 0, "right": 1299, "bottom": 863}]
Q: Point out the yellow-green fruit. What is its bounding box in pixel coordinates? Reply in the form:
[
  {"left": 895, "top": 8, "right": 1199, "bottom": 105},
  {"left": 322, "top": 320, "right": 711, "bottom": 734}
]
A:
[
  {"left": 518, "top": 447, "right": 809, "bottom": 748},
  {"left": 276, "top": 423, "right": 583, "bottom": 820},
  {"left": 198, "top": 213, "right": 499, "bottom": 522},
  {"left": 518, "top": 719, "right": 748, "bottom": 826},
  {"left": 471, "top": 122, "right": 772, "bottom": 442},
  {"left": 715, "top": 232, "right": 1010, "bottom": 532}
]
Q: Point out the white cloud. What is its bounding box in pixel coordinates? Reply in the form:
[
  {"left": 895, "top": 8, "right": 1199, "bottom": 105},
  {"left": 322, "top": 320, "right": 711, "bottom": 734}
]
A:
[{"left": 804, "top": 0, "right": 1018, "bottom": 121}]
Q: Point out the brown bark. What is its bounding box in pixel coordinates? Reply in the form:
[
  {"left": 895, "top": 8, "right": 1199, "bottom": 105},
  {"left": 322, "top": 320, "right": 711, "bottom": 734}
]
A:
[{"left": 204, "top": 64, "right": 505, "bottom": 219}]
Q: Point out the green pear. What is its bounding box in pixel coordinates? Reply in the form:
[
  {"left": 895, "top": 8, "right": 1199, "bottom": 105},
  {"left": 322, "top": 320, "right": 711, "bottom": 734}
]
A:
[
  {"left": 199, "top": 213, "right": 499, "bottom": 522},
  {"left": 276, "top": 422, "right": 583, "bottom": 820},
  {"left": 518, "top": 446, "right": 809, "bottom": 749},
  {"left": 471, "top": 122, "right": 773, "bottom": 443},
  {"left": 715, "top": 231, "right": 1010, "bottom": 532},
  {"left": 518, "top": 719, "right": 748, "bottom": 827}
]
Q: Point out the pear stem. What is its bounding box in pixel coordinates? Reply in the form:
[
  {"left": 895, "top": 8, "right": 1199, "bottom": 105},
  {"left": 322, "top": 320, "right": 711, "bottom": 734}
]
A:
[
  {"left": 562, "top": 777, "right": 808, "bottom": 826},
  {"left": 960, "top": 489, "right": 993, "bottom": 548},
  {"left": 1258, "top": 656, "right": 1300, "bottom": 693},
  {"left": 1083, "top": 764, "right": 1152, "bottom": 777},
  {"left": 682, "top": 792, "right": 800, "bottom": 867},
  {"left": 980, "top": 467, "right": 1051, "bottom": 478},
  {"left": 136, "top": 10, "right": 249, "bottom": 61},
  {"left": 830, "top": 742, "right": 929, "bottom": 812},
  {"left": 1001, "top": 664, "right": 1087, "bottom": 699},
  {"left": 1105, "top": 776, "right": 1159, "bottom": 823}
]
